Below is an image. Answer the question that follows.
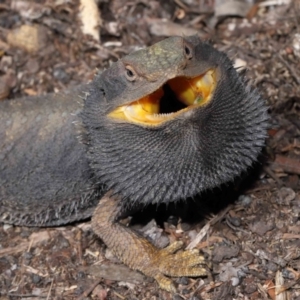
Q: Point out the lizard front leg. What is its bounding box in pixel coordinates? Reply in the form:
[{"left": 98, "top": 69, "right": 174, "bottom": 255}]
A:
[{"left": 91, "top": 192, "right": 207, "bottom": 293}]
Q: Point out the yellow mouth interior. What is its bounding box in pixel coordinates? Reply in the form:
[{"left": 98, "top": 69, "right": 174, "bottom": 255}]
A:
[{"left": 108, "top": 69, "right": 217, "bottom": 126}]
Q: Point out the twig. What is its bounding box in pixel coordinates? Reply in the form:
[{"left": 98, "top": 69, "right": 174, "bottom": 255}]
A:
[
  {"left": 257, "top": 282, "right": 270, "bottom": 300},
  {"left": 186, "top": 205, "right": 232, "bottom": 249},
  {"left": 77, "top": 279, "right": 102, "bottom": 300},
  {"left": 7, "top": 294, "right": 46, "bottom": 298},
  {"left": 46, "top": 278, "right": 54, "bottom": 300}
]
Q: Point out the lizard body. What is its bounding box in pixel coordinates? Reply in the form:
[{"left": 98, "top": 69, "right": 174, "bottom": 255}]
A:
[
  {"left": 0, "top": 36, "right": 268, "bottom": 292},
  {"left": 0, "top": 87, "right": 102, "bottom": 226}
]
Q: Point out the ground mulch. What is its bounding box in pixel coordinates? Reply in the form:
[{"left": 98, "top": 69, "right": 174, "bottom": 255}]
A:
[{"left": 0, "top": 0, "right": 300, "bottom": 299}]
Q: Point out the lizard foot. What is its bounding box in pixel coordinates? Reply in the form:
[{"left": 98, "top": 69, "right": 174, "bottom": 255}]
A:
[
  {"left": 92, "top": 193, "right": 207, "bottom": 293},
  {"left": 148, "top": 241, "right": 207, "bottom": 293}
]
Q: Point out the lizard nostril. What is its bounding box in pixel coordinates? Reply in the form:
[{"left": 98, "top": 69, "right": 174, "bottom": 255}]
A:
[
  {"left": 185, "top": 46, "right": 190, "bottom": 55},
  {"left": 184, "top": 44, "right": 193, "bottom": 60}
]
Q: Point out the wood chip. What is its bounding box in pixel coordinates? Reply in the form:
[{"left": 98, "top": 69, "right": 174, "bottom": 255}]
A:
[
  {"left": 79, "top": 0, "right": 101, "bottom": 42},
  {"left": 264, "top": 279, "right": 276, "bottom": 300},
  {"left": 6, "top": 24, "right": 48, "bottom": 53},
  {"left": 271, "top": 155, "right": 300, "bottom": 175},
  {"left": 275, "top": 271, "right": 289, "bottom": 299},
  {"left": 0, "top": 77, "right": 10, "bottom": 100},
  {"left": 0, "top": 230, "right": 50, "bottom": 257},
  {"left": 146, "top": 18, "right": 198, "bottom": 37},
  {"left": 85, "top": 262, "right": 149, "bottom": 284}
]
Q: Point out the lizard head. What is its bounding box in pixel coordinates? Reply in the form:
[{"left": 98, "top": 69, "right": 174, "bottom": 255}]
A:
[
  {"left": 82, "top": 35, "right": 268, "bottom": 209},
  {"left": 106, "top": 37, "right": 219, "bottom": 126}
]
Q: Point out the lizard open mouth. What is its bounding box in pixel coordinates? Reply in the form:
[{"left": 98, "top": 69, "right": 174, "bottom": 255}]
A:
[{"left": 108, "top": 69, "right": 217, "bottom": 126}]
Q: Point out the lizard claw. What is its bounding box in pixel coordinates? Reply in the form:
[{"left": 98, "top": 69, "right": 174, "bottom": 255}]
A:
[{"left": 149, "top": 241, "right": 207, "bottom": 292}]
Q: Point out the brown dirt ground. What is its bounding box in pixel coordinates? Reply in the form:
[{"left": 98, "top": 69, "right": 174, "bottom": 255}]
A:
[{"left": 1, "top": 0, "right": 300, "bottom": 299}]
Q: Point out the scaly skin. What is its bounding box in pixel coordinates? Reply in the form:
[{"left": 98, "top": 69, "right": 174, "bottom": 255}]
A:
[
  {"left": 0, "top": 86, "right": 102, "bottom": 226},
  {"left": 92, "top": 192, "right": 207, "bottom": 292},
  {"left": 0, "top": 36, "right": 268, "bottom": 292}
]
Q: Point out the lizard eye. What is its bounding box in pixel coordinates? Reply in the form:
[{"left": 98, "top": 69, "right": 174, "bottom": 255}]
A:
[
  {"left": 125, "top": 65, "right": 137, "bottom": 81},
  {"left": 184, "top": 44, "right": 193, "bottom": 60}
]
